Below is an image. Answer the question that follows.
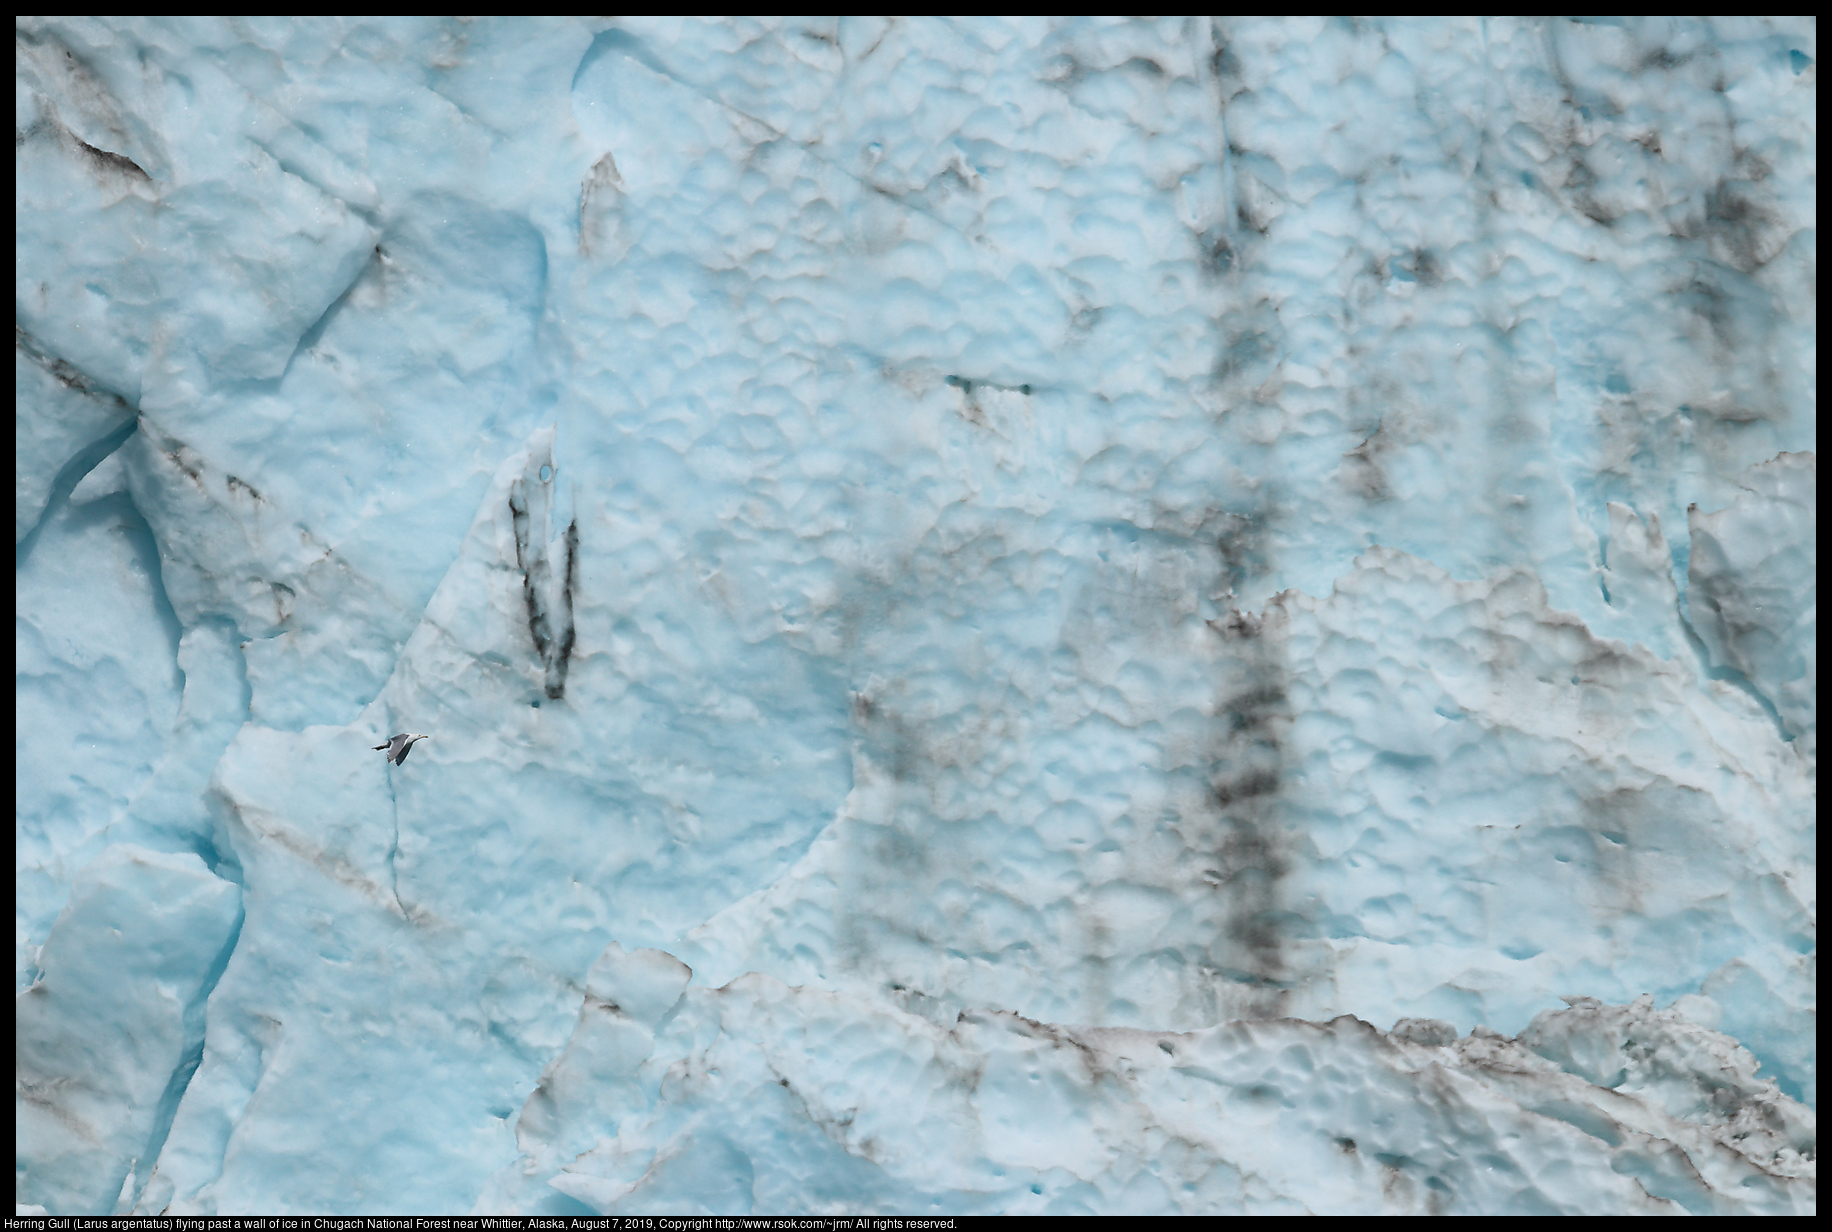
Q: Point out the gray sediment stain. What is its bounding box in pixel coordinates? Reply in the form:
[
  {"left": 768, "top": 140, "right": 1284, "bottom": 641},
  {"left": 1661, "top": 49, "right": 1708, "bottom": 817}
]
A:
[
  {"left": 69, "top": 131, "right": 149, "bottom": 184},
  {"left": 509, "top": 467, "right": 578, "bottom": 701},
  {"left": 15, "top": 326, "right": 136, "bottom": 406},
  {"left": 1198, "top": 600, "right": 1296, "bottom": 1019},
  {"left": 823, "top": 499, "right": 1306, "bottom": 1025}
]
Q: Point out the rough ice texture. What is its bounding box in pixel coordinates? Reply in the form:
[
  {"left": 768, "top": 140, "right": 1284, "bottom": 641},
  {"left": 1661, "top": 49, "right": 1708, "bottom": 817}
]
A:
[
  {"left": 508, "top": 978, "right": 1813, "bottom": 1216},
  {"left": 16, "top": 847, "right": 241, "bottom": 1216},
  {"left": 1687, "top": 451, "right": 1817, "bottom": 757},
  {"left": 14, "top": 15, "right": 1816, "bottom": 1217}
]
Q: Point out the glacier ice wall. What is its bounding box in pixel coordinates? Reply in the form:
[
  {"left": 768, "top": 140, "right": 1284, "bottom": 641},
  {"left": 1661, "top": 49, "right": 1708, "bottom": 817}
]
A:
[{"left": 15, "top": 16, "right": 1816, "bottom": 1216}]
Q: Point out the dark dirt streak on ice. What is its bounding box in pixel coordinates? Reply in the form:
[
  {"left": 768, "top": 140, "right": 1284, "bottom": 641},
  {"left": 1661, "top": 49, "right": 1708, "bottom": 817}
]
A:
[{"left": 510, "top": 476, "right": 579, "bottom": 701}]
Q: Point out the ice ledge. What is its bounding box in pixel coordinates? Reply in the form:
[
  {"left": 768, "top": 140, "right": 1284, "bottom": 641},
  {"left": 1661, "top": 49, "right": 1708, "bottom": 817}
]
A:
[{"left": 482, "top": 954, "right": 1815, "bottom": 1216}]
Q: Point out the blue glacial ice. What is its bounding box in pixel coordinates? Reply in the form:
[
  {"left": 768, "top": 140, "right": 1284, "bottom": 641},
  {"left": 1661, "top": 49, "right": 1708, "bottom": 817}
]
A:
[{"left": 15, "top": 16, "right": 1816, "bottom": 1216}]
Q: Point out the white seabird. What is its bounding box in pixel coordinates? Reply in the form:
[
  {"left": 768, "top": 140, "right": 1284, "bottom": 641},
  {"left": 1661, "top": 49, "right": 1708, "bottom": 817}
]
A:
[{"left": 373, "top": 733, "right": 431, "bottom": 765}]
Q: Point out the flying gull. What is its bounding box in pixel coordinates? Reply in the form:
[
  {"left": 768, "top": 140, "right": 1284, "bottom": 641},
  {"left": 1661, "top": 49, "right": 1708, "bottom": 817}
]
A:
[{"left": 373, "top": 733, "right": 431, "bottom": 765}]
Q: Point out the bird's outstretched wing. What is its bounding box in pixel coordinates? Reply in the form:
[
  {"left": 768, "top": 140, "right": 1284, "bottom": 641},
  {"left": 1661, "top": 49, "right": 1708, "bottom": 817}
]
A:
[{"left": 372, "top": 743, "right": 389, "bottom": 751}]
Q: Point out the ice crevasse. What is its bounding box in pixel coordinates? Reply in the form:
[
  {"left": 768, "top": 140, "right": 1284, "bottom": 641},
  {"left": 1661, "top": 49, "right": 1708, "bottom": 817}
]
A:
[{"left": 14, "top": 16, "right": 1816, "bottom": 1215}]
